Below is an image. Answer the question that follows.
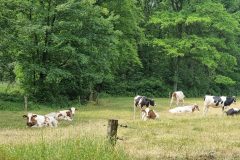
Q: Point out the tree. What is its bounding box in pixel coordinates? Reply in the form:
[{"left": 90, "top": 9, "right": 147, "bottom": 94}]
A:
[
  {"left": 13, "top": 0, "right": 120, "bottom": 102},
  {"left": 147, "top": 0, "right": 239, "bottom": 94}
]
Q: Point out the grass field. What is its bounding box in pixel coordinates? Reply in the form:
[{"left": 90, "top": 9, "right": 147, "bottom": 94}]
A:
[{"left": 0, "top": 96, "right": 240, "bottom": 159}]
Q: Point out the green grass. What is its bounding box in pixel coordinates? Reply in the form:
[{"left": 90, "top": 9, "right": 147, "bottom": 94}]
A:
[
  {"left": 1, "top": 97, "right": 240, "bottom": 159},
  {"left": 0, "top": 137, "right": 128, "bottom": 160}
]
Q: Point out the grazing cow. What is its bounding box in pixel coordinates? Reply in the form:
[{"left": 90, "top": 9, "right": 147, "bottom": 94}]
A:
[
  {"left": 133, "top": 95, "right": 156, "bottom": 120},
  {"left": 134, "top": 95, "right": 155, "bottom": 108},
  {"left": 169, "top": 104, "right": 199, "bottom": 113},
  {"left": 141, "top": 108, "right": 159, "bottom": 121},
  {"left": 170, "top": 91, "right": 185, "bottom": 107},
  {"left": 226, "top": 108, "right": 240, "bottom": 116},
  {"left": 23, "top": 113, "right": 58, "bottom": 127},
  {"left": 46, "top": 107, "right": 77, "bottom": 121},
  {"left": 203, "top": 95, "right": 236, "bottom": 115}
]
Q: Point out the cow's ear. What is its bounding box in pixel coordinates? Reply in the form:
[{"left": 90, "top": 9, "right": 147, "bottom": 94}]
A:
[
  {"left": 75, "top": 108, "right": 78, "bottom": 111},
  {"left": 23, "top": 115, "right": 27, "bottom": 118},
  {"left": 32, "top": 115, "right": 37, "bottom": 118}
]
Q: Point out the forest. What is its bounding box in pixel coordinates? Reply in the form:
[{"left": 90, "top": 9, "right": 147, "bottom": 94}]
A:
[{"left": 1, "top": 0, "right": 240, "bottom": 103}]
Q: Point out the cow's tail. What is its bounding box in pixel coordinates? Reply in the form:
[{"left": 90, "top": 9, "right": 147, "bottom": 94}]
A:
[{"left": 204, "top": 95, "right": 206, "bottom": 101}]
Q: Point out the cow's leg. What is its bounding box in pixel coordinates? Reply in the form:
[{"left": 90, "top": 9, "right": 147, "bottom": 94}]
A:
[
  {"left": 203, "top": 105, "right": 208, "bottom": 116},
  {"left": 170, "top": 97, "right": 174, "bottom": 108},
  {"left": 222, "top": 106, "right": 227, "bottom": 115},
  {"left": 182, "top": 99, "right": 184, "bottom": 105},
  {"left": 38, "top": 123, "right": 43, "bottom": 127},
  {"left": 176, "top": 99, "right": 179, "bottom": 106},
  {"left": 133, "top": 101, "right": 136, "bottom": 120},
  {"left": 141, "top": 111, "right": 147, "bottom": 121}
]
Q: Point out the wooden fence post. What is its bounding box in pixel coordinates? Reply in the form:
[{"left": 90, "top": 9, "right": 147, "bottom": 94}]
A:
[
  {"left": 107, "top": 119, "right": 118, "bottom": 146},
  {"left": 24, "top": 95, "right": 28, "bottom": 111}
]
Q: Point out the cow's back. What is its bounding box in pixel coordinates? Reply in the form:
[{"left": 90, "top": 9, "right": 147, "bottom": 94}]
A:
[{"left": 175, "top": 91, "right": 185, "bottom": 99}]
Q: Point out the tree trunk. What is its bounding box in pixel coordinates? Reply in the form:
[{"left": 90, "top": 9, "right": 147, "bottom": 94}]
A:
[{"left": 173, "top": 57, "right": 179, "bottom": 91}]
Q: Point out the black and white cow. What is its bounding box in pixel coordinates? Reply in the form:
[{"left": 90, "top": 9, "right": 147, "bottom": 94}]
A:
[
  {"left": 203, "top": 95, "right": 236, "bottom": 115},
  {"left": 133, "top": 95, "right": 156, "bottom": 120},
  {"left": 226, "top": 108, "right": 240, "bottom": 116},
  {"left": 134, "top": 95, "right": 155, "bottom": 108}
]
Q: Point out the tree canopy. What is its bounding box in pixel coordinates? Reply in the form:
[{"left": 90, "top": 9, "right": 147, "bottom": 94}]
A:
[{"left": 0, "top": 0, "right": 240, "bottom": 103}]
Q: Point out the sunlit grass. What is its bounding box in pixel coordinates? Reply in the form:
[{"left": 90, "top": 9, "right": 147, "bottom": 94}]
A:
[{"left": 0, "top": 97, "right": 240, "bottom": 159}]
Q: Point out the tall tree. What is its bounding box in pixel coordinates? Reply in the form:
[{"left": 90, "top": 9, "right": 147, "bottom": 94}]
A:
[
  {"left": 147, "top": 0, "right": 239, "bottom": 94},
  {"left": 14, "top": 0, "right": 120, "bottom": 102}
]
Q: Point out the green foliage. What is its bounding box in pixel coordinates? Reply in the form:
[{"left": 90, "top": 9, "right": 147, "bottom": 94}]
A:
[
  {"left": 1, "top": 0, "right": 240, "bottom": 101},
  {"left": 10, "top": 0, "right": 121, "bottom": 102},
  {"left": 214, "top": 75, "right": 236, "bottom": 85}
]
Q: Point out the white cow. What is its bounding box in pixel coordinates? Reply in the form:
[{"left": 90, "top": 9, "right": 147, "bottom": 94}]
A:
[
  {"left": 141, "top": 108, "right": 159, "bottom": 121},
  {"left": 169, "top": 104, "right": 199, "bottom": 113},
  {"left": 170, "top": 91, "right": 185, "bottom": 107},
  {"left": 23, "top": 113, "right": 58, "bottom": 127}
]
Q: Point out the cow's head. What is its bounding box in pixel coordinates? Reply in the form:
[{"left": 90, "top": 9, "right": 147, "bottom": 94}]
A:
[
  {"left": 172, "top": 92, "right": 177, "bottom": 98},
  {"left": 233, "top": 96, "right": 236, "bottom": 104},
  {"left": 149, "top": 99, "right": 155, "bottom": 106},
  {"left": 23, "top": 113, "right": 37, "bottom": 127},
  {"left": 192, "top": 104, "right": 200, "bottom": 112},
  {"left": 69, "top": 107, "right": 77, "bottom": 115}
]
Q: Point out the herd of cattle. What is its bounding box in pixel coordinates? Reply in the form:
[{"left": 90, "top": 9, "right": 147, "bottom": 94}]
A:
[
  {"left": 23, "top": 91, "right": 240, "bottom": 127},
  {"left": 135, "top": 91, "right": 240, "bottom": 121}
]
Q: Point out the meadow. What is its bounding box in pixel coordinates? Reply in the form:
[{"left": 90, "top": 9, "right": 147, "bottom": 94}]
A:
[{"left": 0, "top": 94, "right": 240, "bottom": 160}]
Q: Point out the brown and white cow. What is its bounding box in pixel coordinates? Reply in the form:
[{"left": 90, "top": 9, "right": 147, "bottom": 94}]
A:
[
  {"left": 46, "top": 107, "right": 77, "bottom": 121},
  {"left": 23, "top": 113, "right": 58, "bottom": 127},
  {"left": 170, "top": 91, "right": 185, "bottom": 107},
  {"left": 169, "top": 104, "right": 199, "bottom": 113},
  {"left": 141, "top": 108, "right": 159, "bottom": 121}
]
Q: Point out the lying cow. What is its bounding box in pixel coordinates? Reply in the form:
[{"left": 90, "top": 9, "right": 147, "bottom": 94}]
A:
[
  {"left": 226, "top": 108, "right": 240, "bottom": 116},
  {"left": 23, "top": 113, "right": 58, "bottom": 127},
  {"left": 133, "top": 95, "right": 156, "bottom": 120},
  {"left": 141, "top": 108, "right": 159, "bottom": 121},
  {"left": 203, "top": 95, "right": 236, "bottom": 115},
  {"left": 46, "top": 107, "right": 77, "bottom": 121},
  {"left": 170, "top": 91, "right": 185, "bottom": 107},
  {"left": 169, "top": 104, "right": 199, "bottom": 113}
]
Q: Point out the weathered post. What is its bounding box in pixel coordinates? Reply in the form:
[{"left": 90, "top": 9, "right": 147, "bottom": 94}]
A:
[
  {"left": 107, "top": 119, "right": 118, "bottom": 146},
  {"left": 24, "top": 95, "right": 28, "bottom": 111}
]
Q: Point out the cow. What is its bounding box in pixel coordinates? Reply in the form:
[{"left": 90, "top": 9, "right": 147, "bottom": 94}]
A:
[
  {"left": 170, "top": 91, "right": 185, "bottom": 107},
  {"left": 46, "top": 107, "right": 77, "bottom": 121},
  {"left": 23, "top": 113, "right": 58, "bottom": 127},
  {"left": 226, "top": 108, "right": 240, "bottom": 116},
  {"left": 141, "top": 108, "right": 159, "bottom": 121},
  {"left": 134, "top": 95, "right": 155, "bottom": 108},
  {"left": 133, "top": 95, "right": 156, "bottom": 120},
  {"left": 203, "top": 95, "right": 236, "bottom": 115},
  {"left": 169, "top": 104, "right": 199, "bottom": 113}
]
